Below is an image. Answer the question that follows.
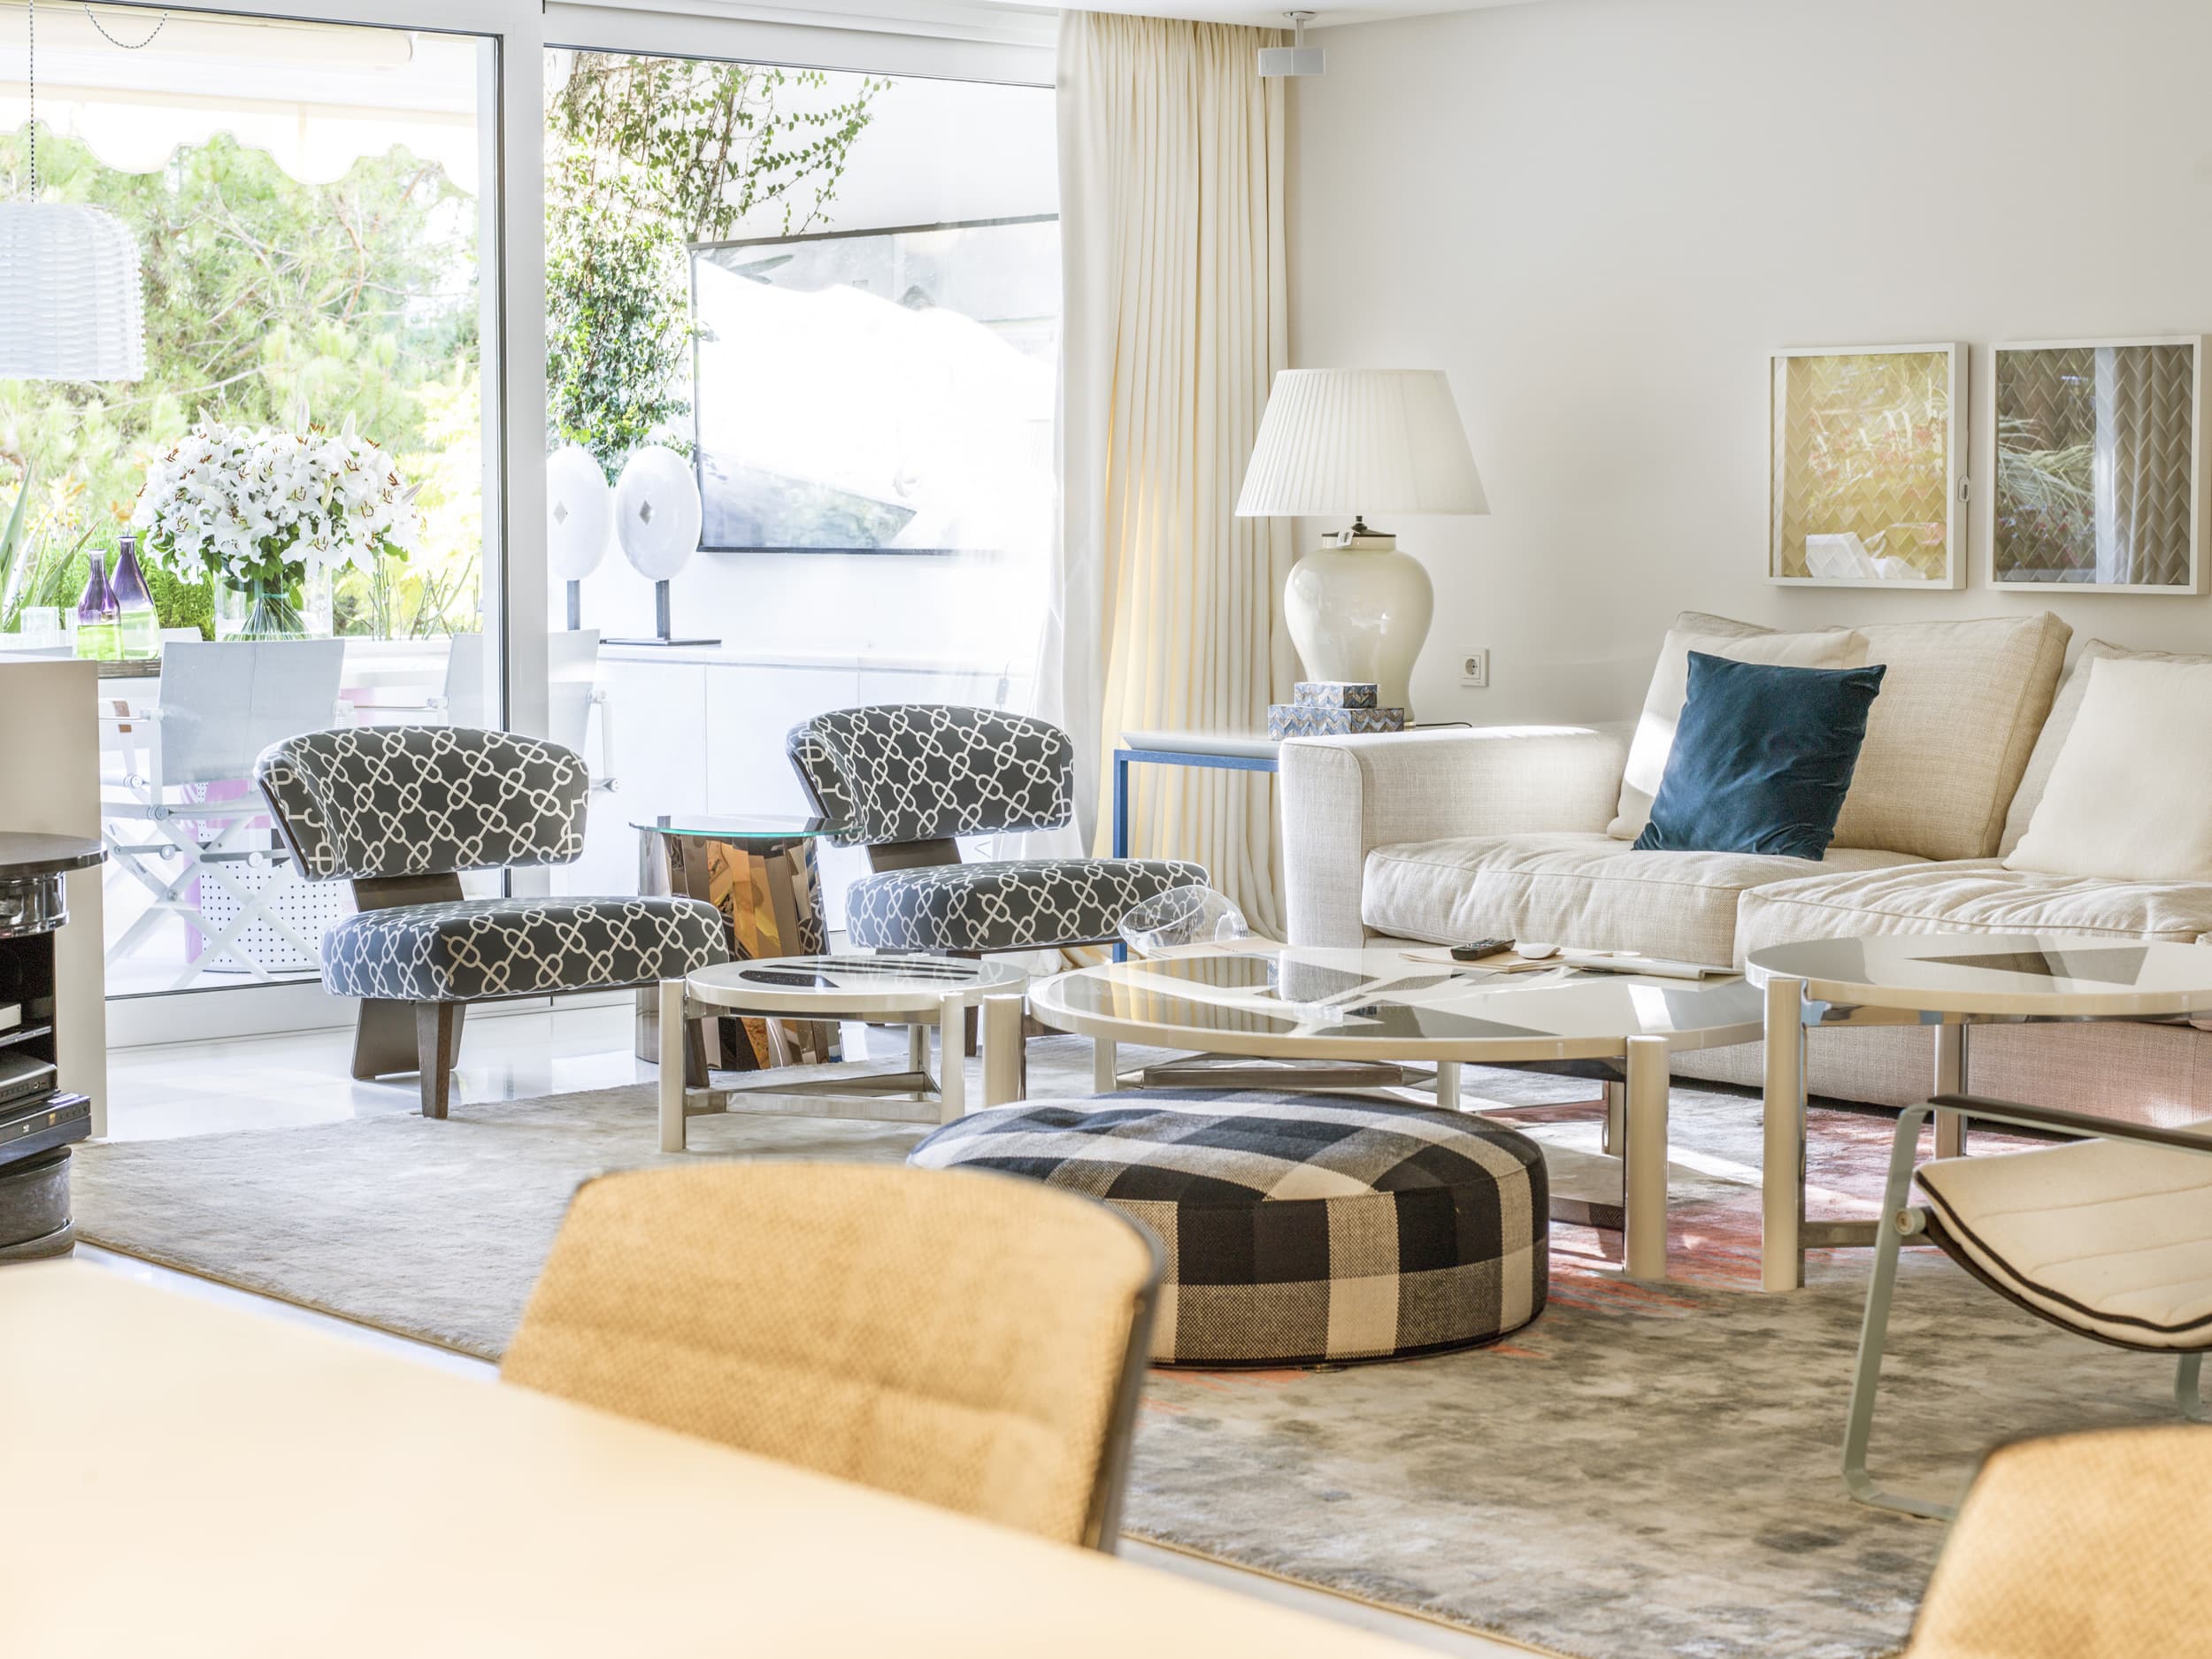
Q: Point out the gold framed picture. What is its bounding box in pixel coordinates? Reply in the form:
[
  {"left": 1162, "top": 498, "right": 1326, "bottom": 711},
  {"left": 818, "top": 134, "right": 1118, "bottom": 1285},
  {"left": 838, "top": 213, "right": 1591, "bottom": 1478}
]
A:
[{"left": 1770, "top": 343, "right": 1966, "bottom": 588}]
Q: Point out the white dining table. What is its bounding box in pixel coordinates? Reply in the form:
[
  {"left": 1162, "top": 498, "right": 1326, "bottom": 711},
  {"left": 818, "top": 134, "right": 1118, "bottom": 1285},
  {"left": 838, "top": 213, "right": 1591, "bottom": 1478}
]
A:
[{"left": 0, "top": 1263, "right": 1414, "bottom": 1657}]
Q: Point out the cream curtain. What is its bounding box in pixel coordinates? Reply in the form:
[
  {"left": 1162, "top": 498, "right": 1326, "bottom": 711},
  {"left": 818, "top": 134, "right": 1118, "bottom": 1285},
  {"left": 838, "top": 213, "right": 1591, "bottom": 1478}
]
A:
[{"left": 1043, "top": 10, "right": 1295, "bottom": 935}]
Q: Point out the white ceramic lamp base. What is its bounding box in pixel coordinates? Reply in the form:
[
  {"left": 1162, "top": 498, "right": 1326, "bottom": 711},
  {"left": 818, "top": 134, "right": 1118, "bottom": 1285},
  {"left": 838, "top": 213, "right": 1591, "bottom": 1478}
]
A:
[{"left": 1283, "top": 531, "right": 1432, "bottom": 718}]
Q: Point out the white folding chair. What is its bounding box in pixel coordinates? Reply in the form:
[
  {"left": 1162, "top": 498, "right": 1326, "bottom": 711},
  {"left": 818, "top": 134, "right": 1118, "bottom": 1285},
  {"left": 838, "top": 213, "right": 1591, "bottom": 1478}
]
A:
[
  {"left": 434, "top": 631, "right": 617, "bottom": 793},
  {"left": 102, "top": 639, "right": 349, "bottom": 988}
]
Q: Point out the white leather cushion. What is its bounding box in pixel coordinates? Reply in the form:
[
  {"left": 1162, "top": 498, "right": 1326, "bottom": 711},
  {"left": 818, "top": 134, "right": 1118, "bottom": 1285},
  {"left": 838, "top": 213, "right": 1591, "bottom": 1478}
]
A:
[
  {"left": 2006, "top": 657, "right": 2212, "bottom": 882},
  {"left": 1832, "top": 612, "right": 2071, "bottom": 863},
  {"left": 2001, "top": 641, "right": 2212, "bottom": 857},
  {"left": 1361, "top": 831, "right": 1920, "bottom": 966},
  {"left": 1917, "top": 1133, "right": 2212, "bottom": 1349},
  {"left": 1608, "top": 613, "right": 1870, "bottom": 841},
  {"left": 1736, "top": 858, "right": 2212, "bottom": 962}
]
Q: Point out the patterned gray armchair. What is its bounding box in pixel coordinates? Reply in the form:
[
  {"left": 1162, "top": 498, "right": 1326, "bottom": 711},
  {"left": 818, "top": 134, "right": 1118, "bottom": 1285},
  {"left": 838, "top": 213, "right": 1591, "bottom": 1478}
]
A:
[
  {"left": 785, "top": 704, "right": 1206, "bottom": 955},
  {"left": 257, "top": 725, "right": 727, "bottom": 1118}
]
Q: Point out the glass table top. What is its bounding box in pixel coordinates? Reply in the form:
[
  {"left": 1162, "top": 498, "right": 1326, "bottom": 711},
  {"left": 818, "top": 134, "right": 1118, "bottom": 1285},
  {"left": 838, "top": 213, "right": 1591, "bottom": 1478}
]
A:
[
  {"left": 687, "top": 952, "right": 1026, "bottom": 1010},
  {"left": 1030, "top": 948, "right": 1764, "bottom": 1051},
  {"left": 1746, "top": 932, "right": 2212, "bottom": 1015},
  {"left": 631, "top": 813, "right": 833, "bottom": 840}
]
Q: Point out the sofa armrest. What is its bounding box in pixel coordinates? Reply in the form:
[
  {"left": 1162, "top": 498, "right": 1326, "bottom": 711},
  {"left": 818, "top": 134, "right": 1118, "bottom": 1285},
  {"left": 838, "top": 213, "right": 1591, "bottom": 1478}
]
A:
[{"left": 1279, "top": 726, "right": 1628, "bottom": 947}]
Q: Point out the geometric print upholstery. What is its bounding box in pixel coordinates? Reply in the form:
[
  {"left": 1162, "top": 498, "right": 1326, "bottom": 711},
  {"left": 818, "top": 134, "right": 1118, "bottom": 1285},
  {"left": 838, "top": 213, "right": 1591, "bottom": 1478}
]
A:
[
  {"left": 321, "top": 895, "right": 728, "bottom": 1002},
  {"left": 847, "top": 857, "right": 1208, "bottom": 951},
  {"left": 255, "top": 725, "right": 589, "bottom": 881},
  {"left": 910, "top": 1091, "right": 1548, "bottom": 1367},
  {"left": 786, "top": 704, "right": 1077, "bottom": 847}
]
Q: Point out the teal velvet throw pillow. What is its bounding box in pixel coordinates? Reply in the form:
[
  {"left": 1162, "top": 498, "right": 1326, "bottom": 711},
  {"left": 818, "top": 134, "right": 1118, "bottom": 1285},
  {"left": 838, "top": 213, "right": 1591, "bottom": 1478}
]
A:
[{"left": 1632, "top": 651, "right": 1886, "bottom": 860}]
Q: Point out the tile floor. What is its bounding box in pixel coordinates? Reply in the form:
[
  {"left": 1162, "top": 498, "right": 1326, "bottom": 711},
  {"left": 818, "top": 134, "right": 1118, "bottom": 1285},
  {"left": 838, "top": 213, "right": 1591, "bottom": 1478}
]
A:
[{"left": 95, "top": 1001, "right": 1524, "bottom": 1657}]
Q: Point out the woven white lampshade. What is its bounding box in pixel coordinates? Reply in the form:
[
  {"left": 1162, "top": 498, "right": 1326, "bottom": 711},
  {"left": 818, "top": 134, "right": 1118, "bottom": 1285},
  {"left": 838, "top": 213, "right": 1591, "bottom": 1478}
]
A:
[
  {"left": 1235, "top": 368, "right": 1486, "bottom": 518},
  {"left": 0, "top": 201, "right": 146, "bottom": 381}
]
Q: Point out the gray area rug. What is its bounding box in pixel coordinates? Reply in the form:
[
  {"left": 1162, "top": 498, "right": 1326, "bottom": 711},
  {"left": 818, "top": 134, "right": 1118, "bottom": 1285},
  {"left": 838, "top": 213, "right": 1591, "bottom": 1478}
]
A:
[{"left": 71, "top": 1041, "right": 2180, "bottom": 1659}]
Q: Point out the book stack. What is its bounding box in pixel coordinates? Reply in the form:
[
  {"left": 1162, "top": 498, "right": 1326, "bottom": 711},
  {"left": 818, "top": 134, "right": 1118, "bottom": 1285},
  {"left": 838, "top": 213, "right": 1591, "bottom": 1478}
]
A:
[{"left": 1267, "top": 680, "right": 1408, "bottom": 739}]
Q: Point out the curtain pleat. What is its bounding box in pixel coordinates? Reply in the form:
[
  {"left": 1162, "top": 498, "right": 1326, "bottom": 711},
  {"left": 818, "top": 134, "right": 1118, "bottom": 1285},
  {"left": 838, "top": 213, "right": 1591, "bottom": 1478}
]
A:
[{"left": 1043, "top": 11, "right": 1294, "bottom": 935}]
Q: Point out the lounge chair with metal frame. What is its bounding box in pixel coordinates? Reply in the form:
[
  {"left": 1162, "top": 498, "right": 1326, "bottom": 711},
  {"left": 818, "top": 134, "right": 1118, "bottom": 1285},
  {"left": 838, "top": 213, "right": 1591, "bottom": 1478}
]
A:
[
  {"left": 502, "top": 1162, "right": 1164, "bottom": 1551},
  {"left": 254, "top": 724, "right": 727, "bottom": 1117},
  {"left": 1846, "top": 1092, "right": 2212, "bottom": 1519},
  {"left": 102, "top": 638, "right": 349, "bottom": 988}
]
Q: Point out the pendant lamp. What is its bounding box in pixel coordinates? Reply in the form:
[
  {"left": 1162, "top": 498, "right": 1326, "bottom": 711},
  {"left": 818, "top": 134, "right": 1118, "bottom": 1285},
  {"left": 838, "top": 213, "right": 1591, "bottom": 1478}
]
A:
[{"left": 0, "top": 0, "right": 147, "bottom": 381}]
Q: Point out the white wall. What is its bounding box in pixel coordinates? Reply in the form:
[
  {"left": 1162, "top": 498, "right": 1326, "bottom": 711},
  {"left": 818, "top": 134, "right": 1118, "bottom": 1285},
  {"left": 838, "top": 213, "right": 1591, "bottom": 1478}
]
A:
[{"left": 1290, "top": 0, "right": 2212, "bottom": 726}]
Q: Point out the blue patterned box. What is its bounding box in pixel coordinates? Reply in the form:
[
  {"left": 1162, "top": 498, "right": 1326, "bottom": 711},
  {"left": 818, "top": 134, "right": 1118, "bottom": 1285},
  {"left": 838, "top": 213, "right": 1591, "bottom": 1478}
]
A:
[
  {"left": 1268, "top": 703, "right": 1406, "bottom": 739},
  {"left": 1293, "top": 680, "right": 1380, "bottom": 710}
]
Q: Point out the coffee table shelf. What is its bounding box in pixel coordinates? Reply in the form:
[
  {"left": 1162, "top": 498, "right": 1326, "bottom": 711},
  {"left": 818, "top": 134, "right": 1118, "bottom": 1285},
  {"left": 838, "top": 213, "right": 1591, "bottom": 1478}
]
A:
[
  {"left": 657, "top": 954, "right": 1029, "bottom": 1152},
  {"left": 1027, "top": 947, "right": 1765, "bottom": 1281}
]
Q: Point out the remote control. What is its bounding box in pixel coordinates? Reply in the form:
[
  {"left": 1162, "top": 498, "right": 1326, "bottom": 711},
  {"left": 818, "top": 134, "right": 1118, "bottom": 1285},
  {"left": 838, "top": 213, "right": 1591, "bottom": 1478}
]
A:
[{"left": 1449, "top": 938, "right": 1516, "bottom": 962}]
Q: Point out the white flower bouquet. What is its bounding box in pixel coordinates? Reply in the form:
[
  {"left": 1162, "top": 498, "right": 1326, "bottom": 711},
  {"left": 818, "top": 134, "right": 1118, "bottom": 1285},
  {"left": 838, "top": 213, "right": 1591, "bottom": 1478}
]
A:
[{"left": 133, "top": 416, "right": 417, "bottom": 637}]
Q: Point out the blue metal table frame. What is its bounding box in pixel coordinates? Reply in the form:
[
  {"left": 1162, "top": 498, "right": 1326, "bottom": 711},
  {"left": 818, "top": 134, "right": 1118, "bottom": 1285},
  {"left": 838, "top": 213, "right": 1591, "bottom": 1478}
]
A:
[{"left": 1110, "top": 740, "right": 1279, "bottom": 959}]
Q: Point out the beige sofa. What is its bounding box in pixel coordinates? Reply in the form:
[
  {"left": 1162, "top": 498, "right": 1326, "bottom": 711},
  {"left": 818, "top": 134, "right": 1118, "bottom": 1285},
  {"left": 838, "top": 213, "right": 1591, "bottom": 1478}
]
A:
[{"left": 1279, "top": 611, "right": 2212, "bottom": 1129}]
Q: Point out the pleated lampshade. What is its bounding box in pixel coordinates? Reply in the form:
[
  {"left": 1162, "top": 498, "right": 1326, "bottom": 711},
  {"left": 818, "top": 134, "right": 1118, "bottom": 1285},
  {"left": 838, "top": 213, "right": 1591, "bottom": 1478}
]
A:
[
  {"left": 0, "top": 201, "right": 147, "bottom": 381},
  {"left": 1236, "top": 368, "right": 1486, "bottom": 518}
]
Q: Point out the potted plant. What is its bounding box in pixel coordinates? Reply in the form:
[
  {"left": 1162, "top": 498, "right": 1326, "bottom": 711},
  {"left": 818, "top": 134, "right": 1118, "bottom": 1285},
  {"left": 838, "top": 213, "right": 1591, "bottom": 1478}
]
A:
[{"left": 132, "top": 417, "right": 417, "bottom": 639}]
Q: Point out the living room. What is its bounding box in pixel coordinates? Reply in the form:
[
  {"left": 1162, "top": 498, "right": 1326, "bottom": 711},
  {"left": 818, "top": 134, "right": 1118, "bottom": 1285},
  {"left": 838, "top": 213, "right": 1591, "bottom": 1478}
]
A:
[{"left": 1, "top": 0, "right": 2204, "bottom": 1655}]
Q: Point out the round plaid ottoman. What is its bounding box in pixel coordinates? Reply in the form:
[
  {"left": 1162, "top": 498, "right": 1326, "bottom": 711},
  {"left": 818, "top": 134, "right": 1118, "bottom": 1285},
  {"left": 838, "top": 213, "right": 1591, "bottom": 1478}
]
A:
[{"left": 909, "top": 1091, "right": 1548, "bottom": 1368}]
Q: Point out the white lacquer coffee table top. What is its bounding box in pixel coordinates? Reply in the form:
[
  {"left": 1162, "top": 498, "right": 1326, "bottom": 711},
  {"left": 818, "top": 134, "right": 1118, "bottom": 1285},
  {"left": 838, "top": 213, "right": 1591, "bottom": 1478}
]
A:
[
  {"left": 1744, "top": 933, "right": 2212, "bottom": 1018},
  {"left": 1029, "top": 947, "right": 1764, "bottom": 1062},
  {"left": 686, "top": 953, "right": 1027, "bottom": 1016}
]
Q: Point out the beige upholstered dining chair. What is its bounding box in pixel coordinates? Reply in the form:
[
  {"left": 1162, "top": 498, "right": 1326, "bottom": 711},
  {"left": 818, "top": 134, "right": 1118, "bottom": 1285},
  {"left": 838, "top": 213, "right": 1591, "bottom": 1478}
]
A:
[
  {"left": 502, "top": 1163, "right": 1164, "bottom": 1551},
  {"left": 1904, "top": 1425, "right": 2212, "bottom": 1658}
]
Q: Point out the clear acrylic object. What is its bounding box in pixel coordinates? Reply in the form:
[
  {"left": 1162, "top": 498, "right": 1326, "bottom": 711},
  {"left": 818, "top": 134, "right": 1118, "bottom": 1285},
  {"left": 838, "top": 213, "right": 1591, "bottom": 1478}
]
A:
[{"left": 1118, "top": 887, "right": 1254, "bottom": 959}]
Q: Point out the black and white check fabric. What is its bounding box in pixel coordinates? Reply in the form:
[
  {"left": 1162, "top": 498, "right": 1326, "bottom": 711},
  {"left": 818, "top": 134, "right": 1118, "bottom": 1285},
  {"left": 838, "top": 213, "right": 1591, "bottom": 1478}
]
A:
[
  {"left": 322, "top": 895, "right": 726, "bottom": 1002},
  {"left": 847, "top": 856, "right": 1207, "bottom": 951},
  {"left": 911, "top": 1092, "right": 1548, "bottom": 1367},
  {"left": 785, "top": 704, "right": 1075, "bottom": 846},
  {"left": 257, "top": 726, "right": 589, "bottom": 881}
]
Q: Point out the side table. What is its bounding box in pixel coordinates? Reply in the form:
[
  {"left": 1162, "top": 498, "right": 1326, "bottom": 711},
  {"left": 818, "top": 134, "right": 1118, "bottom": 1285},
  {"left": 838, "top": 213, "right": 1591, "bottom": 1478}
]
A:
[
  {"left": 633, "top": 813, "right": 837, "bottom": 1071},
  {"left": 1745, "top": 932, "right": 2212, "bottom": 1293},
  {"left": 657, "top": 955, "right": 1030, "bottom": 1152}
]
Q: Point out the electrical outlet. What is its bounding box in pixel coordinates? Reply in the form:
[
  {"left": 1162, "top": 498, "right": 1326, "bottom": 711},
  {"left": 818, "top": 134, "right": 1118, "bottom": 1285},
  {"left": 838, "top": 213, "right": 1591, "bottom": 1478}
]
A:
[{"left": 1459, "top": 648, "right": 1489, "bottom": 689}]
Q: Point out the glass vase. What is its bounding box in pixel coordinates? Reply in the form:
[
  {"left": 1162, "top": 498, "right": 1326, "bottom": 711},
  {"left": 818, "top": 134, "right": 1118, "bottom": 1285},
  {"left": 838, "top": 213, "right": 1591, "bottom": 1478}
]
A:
[
  {"left": 216, "top": 568, "right": 333, "bottom": 640},
  {"left": 217, "top": 576, "right": 308, "bottom": 641}
]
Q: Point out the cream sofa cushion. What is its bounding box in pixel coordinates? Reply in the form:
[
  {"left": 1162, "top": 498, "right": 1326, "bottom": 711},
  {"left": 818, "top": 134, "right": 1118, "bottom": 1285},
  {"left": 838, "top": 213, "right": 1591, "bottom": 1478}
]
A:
[
  {"left": 1607, "top": 616, "right": 1870, "bottom": 840},
  {"left": 2007, "top": 658, "right": 2212, "bottom": 882},
  {"left": 1830, "top": 612, "right": 2070, "bottom": 862},
  {"left": 2002, "top": 641, "right": 2212, "bottom": 857},
  {"left": 1916, "top": 1133, "right": 2212, "bottom": 1349},
  {"left": 1736, "top": 858, "right": 2212, "bottom": 964},
  {"left": 1362, "top": 831, "right": 1921, "bottom": 966}
]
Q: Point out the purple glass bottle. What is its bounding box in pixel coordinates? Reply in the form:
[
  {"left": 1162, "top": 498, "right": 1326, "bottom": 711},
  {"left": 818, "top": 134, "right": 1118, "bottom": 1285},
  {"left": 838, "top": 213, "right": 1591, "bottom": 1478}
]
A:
[
  {"left": 111, "top": 532, "right": 159, "bottom": 658},
  {"left": 73, "top": 550, "right": 119, "bottom": 661}
]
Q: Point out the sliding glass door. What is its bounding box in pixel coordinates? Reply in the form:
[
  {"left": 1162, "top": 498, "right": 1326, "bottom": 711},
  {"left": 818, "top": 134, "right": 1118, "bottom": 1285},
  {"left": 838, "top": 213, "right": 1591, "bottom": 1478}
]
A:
[
  {"left": 538, "top": 45, "right": 1058, "bottom": 933},
  {"left": 0, "top": 1, "right": 506, "bottom": 1010}
]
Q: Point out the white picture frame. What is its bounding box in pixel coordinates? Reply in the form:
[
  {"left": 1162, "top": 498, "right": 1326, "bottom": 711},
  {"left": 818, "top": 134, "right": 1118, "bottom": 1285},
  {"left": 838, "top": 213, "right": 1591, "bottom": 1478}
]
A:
[
  {"left": 1984, "top": 334, "right": 2208, "bottom": 596},
  {"left": 1768, "top": 342, "right": 1968, "bottom": 589}
]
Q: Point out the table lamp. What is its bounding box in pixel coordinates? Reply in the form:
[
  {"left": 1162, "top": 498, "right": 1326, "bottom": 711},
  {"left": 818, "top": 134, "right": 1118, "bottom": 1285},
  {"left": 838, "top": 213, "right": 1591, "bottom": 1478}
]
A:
[{"left": 1235, "top": 368, "right": 1487, "bottom": 718}]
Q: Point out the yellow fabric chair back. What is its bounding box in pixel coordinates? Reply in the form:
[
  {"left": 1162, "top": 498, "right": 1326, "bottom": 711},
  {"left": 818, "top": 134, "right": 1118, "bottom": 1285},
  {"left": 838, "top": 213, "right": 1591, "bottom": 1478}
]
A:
[
  {"left": 503, "top": 1163, "right": 1161, "bottom": 1549},
  {"left": 1908, "top": 1425, "right": 2212, "bottom": 1657}
]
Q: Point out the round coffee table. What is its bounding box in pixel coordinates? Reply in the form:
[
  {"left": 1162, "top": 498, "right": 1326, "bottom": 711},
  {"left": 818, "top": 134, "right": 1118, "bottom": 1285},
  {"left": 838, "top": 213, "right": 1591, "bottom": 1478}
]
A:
[
  {"left": 658, "top": 954, "right": 1029, "bottom": 1152},
  {"left": 1026, "top": 946, "right": 1765, "bottom": 1280},
  {"left": 1746, "top": 933, "right": 2212, "bottom": 1293}
]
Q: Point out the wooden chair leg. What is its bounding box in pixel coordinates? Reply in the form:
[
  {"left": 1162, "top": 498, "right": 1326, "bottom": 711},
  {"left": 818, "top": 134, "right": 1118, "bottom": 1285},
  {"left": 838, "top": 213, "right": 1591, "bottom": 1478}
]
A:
[
  {"left": 353, "top": 997, "right": 417, "bottom": 1080},
  {"left": 415, "top": 1002, "right": 459, "bottom": 1119}
]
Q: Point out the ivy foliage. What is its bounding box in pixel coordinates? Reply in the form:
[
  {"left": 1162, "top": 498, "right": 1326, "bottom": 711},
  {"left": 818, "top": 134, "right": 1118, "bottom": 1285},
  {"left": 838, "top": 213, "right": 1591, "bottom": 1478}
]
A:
[{"left": 544, "top": 55, "right": 887, "bottom": 477}]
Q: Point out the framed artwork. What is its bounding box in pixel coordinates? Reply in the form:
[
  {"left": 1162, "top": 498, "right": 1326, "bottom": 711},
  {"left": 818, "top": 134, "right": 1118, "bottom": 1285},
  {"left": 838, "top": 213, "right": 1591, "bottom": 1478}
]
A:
[
  {"left": 1987, "top": 335, "right": 2208, "bottom": 595},
  {"left": 1769, "top": 343, "right": 1967, "bottom": 588}
]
